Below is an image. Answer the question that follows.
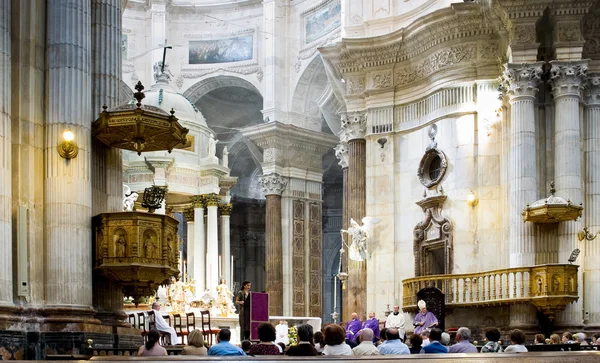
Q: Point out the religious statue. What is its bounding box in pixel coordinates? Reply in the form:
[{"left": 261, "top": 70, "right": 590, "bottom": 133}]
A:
[
  {"left": 208, "top": 135, "right": 217, "bottom": 157},
  {"left": 153, "top": 61, "right": 173, "bottom": 82},
  {"left": 222, "top": 146, "right": 229, "bottom": 168},
  {"left": 123, "top": 184, "right": 138, "bottom": 212},
  {"left": 215, "top": 278, "right": 236, "bottom": 317},
  {"left": 340, "top": 217, "right": 381, "bottom": 262},
  {"left": 144, "top": 233, "right": 156, "bottom": 259},
  {"left": 115, "top": 233, "right": 127, "bottom": 257}
]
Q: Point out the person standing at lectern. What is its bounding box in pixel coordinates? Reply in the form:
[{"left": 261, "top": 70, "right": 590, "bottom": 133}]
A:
[{"left": 236, "top": 280, "right": 251, "bottom": 341}]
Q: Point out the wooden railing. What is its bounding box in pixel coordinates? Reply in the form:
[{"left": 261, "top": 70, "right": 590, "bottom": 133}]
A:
[{"left": 402, "top": 264, "right": 579, "bottom": 317}]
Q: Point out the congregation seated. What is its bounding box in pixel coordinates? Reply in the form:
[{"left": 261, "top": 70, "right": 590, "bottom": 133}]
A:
[
  {"left": 535, "top": 334, "right": 545, "bottom": 345},
  {"left": 286, "top": 324, "right": 319, "bottom": 356},
  {"left": 504, "top": 329, "right": 528, "bottom": 353},
  {"left": 481, "top": 328, "right": 503, "bottom": 353},
  {"left": 322, "top": 324, "right": 353, "bottom": 356},
  {"left": 241, "top": 340, "right": 252, "bottom": 354},
  {"left": 576, "top": 332, "right": 589, "bottom": 346},
  {"left": 181, "top": 329, "right": 207, "bottom": 356},
  {"left": 248, "top": 323, "right": 280, "bottom": 355},
  {"left": 313, "top": 331, "right": 324, "bottom": 353},
  {"left": 352, "top": 328, "right": 380, "bottom": 356},
  {"left": 421, "top": 329, "right": 431, "bottom": 347},
  {"left": 440, "top": 332, "right": 451, "bottom": 346},
  {"left": 207, "top": 329, "right": 245, "bottom": 356},
  {"left": 420, "top": 328, "right": 448, "bottom": 354},
  {"left": 448, "top": 327, "right": 477, "bottom": 353},
  {"left": 377, "top": 328, "right": 410, "bottom": 355},
  {"left": 550, "top": 333, "right": 561, "bottom": 344},
  {"left": 408, "top": 333, "right": 422, "bottom": 354},
  {"left": 138, "top": 329, "right": 167, "bottom": 357},
  {"left": 562, "top": 332, "right": 574, "bottom": 344}
]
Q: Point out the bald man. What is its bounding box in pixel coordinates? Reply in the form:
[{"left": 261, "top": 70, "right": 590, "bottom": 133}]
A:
[
  {"left": 385, "top": 305, "right": 405, "bottom": 341},
  {"left": 362, "top": 312, "right": 380, "bottom": 342},
  {"left": 353, "top": 328, "right": 380, "bottom": 355},
  {"left": 345, "top": 312, "right": 362, "bottom": 342}
]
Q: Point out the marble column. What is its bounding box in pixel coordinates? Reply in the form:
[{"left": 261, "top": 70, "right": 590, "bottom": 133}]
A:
[
  {"left": 334, "top": 140, "right": 349, "bottom": 321},
  {"left": 503, "top": 62, "right": 543, "bottom": 328},
  {"left": 184, "top": 208, "right": 195, "bottom": 281},
  {"left": 0, "top": 0, "right": 12, "bottom": 307},
  {"left": 584, "top": 73, "right": 600, "bottom": 328},
  {"left": 206, "top": 193, "right": 220, "bottom": 292},
  {"left": 45, "top": 0, "right": 94, "bottom": 315},
  {"left": 259, "top": 173, "right": 287, "bottom": 316},
  {"left": 191, "top": 196, "right": 206, "bottom": 295},
  {"left": 551, "top": 60, "right": 587, "bottom": 327},
  {"left": 342, "top": 112, "right": 367, "bottom": 320},
  {"left": 220, "top": 204, "right": 233, "bottom": 285}
]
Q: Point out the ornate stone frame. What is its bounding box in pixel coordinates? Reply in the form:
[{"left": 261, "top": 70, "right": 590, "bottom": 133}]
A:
[
  {"left": 413, "top": 196, "right": 453, "bottom": 277},
  {"left": 417, "top": 148, "right": 447, "bottom": 188}
]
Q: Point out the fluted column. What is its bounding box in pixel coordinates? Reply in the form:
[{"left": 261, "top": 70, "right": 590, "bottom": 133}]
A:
[
  {"left": 584, "top": 73, "right": 600, "bottom": 328},
  {"left": 342, "top": 112, "right": 367, "bottom": 320},
  {"left": 191, "top": 196, "right": 206, "bottom": 296},
  {"left": 220, "top": 204, "right": 233, "bottom": 285},
  {"left": 0, "top": 0, "right": 12, "bottom": 307},
  {"left": 45, "top": 0, "right": 94, "bottom": 313},
  {"left": 206, "top": 193, "right": 220, "bottom": 292},
  {"left": 334, "top": 141, "right": 349, "bottom": 321},
  {"left": 184, "top": 208, "right": 195, "bottom": 280},
  {"left": 551, "top": 60, "right": 587, "bottom": 327},
  {"left": 259, "top": 173, "right": 287, "bottom": 316},
  {"left": 503, "top": 63, "right": 544, "bottom": 328}
]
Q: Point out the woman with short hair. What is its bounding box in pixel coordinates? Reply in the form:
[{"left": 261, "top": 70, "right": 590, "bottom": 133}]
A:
[
  {"left": 504, "top": 329, "right": 528, "bottom": 353},
  {"left": 286, "top": 324, "right": 318, "bottom": 356},
  {"left": 182, "top": 329, "right": 207, "bottom": 355},
  {"left": 138, "top": 329, "right": 168, "bottom": 356},
  {"left": 549, "top": 334, "right": 561, "bottom": 345},
  {"left": 322, "top": 324, "right": 353, "bottom": 356},
  {"left": 248, "top": 323, "right": 280, "bottom": 355}
]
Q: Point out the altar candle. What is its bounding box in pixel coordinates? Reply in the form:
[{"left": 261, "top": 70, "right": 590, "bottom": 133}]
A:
[
  {"left": 231, "top": 256, "right": 234, "bottom": 287},
  {"left": 218, "top": 255, "right": 221, "bottom": 278}
]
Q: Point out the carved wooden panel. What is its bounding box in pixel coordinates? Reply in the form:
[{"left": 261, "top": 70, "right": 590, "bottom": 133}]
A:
[
  {"left": 309, "top": 203, "right": 322, "bottom": 318},
  {"left": 293, "top": 200, "right": 306, "bottom": 316}
]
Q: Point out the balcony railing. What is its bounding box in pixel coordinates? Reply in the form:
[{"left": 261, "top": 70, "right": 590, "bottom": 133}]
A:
[{"left": 402, "top": 264, "right": 579, "bottom": 318}]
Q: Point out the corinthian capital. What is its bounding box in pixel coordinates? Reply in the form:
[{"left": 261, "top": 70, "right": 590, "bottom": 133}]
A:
[
  {"left": 502, "top": 62, "right": 544, "bottom": 99},
  {"left": 584, "top": 73, "right": 600, "bottom": 106},
  {"left": 341, "top": 112, "right": 367, "bottom": 141},
  {"left": 550, "top": 60, "right": 588, "bottom": 99},
  {"left": 334, "top": 141, "right": 349, "bottom": 169},
  {"left": 259, "top": 173, "right": 287, "bottom": 196}
]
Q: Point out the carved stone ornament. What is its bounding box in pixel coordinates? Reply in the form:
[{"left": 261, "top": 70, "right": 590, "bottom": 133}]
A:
[
  {"left": 259, "top": 173, "right": 287, "bottom": 196},
  {"left": 334, "top": 141, "right": 349, "bottom": 169},
  {"left": 510, "top": 23, "right": 537, "bottom": 45},
  {"left": 556, "top": 22, "right": 583, "bottom": 42},
  {"left": 372, "top": 71, "right": 392, "bottom": 89},
  {"left": 341, "top": 112, "right": 367, "bottom": 141},
  {"left": 502, "top": 63, "right": 544, "bottom": 98},
  {"left": 346, "top": 76, "right": 365, "bottom": 95},
  {"left": 522, "top": 182, "right": 583, "bottom": 223},
  {"left": 190, "top": 195, "right": 206, "bottom": 208},
  {"left": 219, "top": 203, "right": 233, "bottom": 216},
  {"left": 417, "top": 125, "right": 447, "bottom": 188},
  {"left": 183, "top": 208, "right": 194, "bottom": 221},
  {"left": 584, "top": 73, "right": 600, "bottom": 106},
  {"left": 204, "top": 193, "right": 221, "bottom": 207},
  {"left": 550, "top": 60, "right": 589, "bottom": 98},
  {"left": 141, "top": 185, "right": 168, "bottom": 213}
]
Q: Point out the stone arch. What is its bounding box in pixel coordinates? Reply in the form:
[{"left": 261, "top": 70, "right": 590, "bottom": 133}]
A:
[{"left": 182, "top": 75, "right": 262, "bottom": 105}]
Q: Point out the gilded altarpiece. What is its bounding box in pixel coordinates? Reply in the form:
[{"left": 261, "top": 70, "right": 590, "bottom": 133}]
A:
[
  {"left": 309, "top": 202, "right": 322, "bottom": 317},
  {"left": 292, "top": 200, "right": 306, "bottom": 316}
]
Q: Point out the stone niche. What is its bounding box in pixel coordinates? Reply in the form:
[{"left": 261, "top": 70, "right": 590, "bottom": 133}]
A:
[{"left": 92, "top": 212, "right": 180, "bottom": 304}]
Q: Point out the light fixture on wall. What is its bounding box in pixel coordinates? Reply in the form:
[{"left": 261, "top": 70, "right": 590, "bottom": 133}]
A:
[
  {"left": 578, "top": 227, "right": 599, "bottom": 242},
  {"left": 466, "top": 191, "right": 479, "bottom": 207},
  {"left": 57, "top": 128, "right": 79, "bottom": 159}
]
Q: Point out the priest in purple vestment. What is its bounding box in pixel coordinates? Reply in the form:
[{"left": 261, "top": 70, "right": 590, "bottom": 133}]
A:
[
  {"left": 345, "top": 313, "right": 362, "bottom": 342},
  {"left": 413, "top": 300, "right": 438, "bottom": 335},
  {"left": 361, "top": 312, "right": 380, "bottom": 342}
]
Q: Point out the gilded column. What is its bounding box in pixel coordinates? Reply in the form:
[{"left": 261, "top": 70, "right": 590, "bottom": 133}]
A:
[
  {"left": 45, "top": 0, "right": 95, "bottom": 314},
  {"left": 584, "top": 74, "right": 600, "bottom": 328},
  {"left": 206, "top": 193, "right": 220, "bottom": 292},
  {"left": 503, "top": 62, "right": 543, "bottom": 328},
  {"left": 184, "top": 208, "right": 195, "bottom": 281},
  {"left": 259, "top": 173, "right": 287, "bottom": 316},
  {"left": 334, "top": 140, "right": 349, "bottom": 321},
  {"left": 0, "top": 0, "right": 12, "bottom": 306},
  {"left": 191, "top": 196, "right": 206, "bottom": 295},
  {"left": 551, "top": 60, "right": 587, "bottom": 327},
  {"left": 220, "top": 204, "right": 233, "bottom": 285},
  {"left": 342, "top": 112, "right": 367, "bottom": 320}
]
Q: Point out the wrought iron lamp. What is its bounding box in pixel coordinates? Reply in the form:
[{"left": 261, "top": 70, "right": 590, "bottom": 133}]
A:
[
  {"left": 578, "top": 227, "right": 600, "bottom": 241},
  {"left": 57, "top": 128, "right": 78, "bottom": 159}
]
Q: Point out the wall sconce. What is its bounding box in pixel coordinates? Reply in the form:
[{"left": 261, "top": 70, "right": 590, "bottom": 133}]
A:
[
  {"left": 467, "top": 191, "right": 479, "bottom": 207},
  {"left": 57, "top": 128, "right": 78, "bottom": 159},
  {"left": 578, "top": 227, "right": 599, "bottom": 241}
]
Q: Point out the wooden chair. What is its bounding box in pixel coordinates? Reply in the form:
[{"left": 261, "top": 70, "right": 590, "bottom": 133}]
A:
[
  {"left": 200, "top": 310, "right": 220, "bottom": 345},
  {"left": 173, "top": 314, "right": 187, "bottom": 345},
  {"left": 137, "top": 312, "right": 148, "bottom": 342},
  {"left": 147, "top": 311, "right": 171, "bottom": 346},
  {"left": 128, "top": 313, "right": 136, "bottom": 327},
  {"left": 186, "top": 312, "right": 196, "bottom": 334}
]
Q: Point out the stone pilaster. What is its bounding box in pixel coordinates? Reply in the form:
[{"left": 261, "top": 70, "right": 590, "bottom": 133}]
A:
[
  {"left": 90, "top": 0, "right": 125, "bottom": 326},
  {"left": 503, "top": 63, "right": 544, "bottom": 329},
  {"left": 44, "top": 0, "right": 95, "bottom": 315},
  {"left": 191, "top": 195, "right": 206, "bottom": 295},
  {"left": 259, "top": 173, "right": 287, "bottom": 316},
  {"left": 0, "top": 0, "right": 12, "bottom": 307},
  {"left": 342, "top": 112, "right": 367, "bottom": 321},
  {"left": 220, "top": 204, "right": 232, "bottom": 285},
  {"left": 584, "top": 73, "right": 600, "bottom": 328},
  {"left": 550, "top": 60, "right": 588, "bottom": 328},
  {"left": 184, "top": 208, "right": 195, "bottom": 281},
  {"left": 205, "top": 193, "right": 220, "bottom": 292}
]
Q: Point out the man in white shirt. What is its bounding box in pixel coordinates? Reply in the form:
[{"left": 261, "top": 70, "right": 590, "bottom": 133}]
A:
[
  {"left": 151, "top": 302, "right": 178, "bottom": 345},
  {"left": 275, "top": 320, "right": 289, "bottom": 345},
  {"left": 353, "top": 328, "right": 380, "bottom": 356},
  {"left": 385, "top": 305, "right": 406, "bottom": 341}
]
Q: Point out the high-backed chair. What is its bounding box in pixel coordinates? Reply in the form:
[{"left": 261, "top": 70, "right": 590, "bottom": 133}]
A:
[
  {"left": 147, "top": 310, "right": 171, "bottom": 345},
  {"left": 128, "top": 313, "right": 136, "bottom": 327},
  {"left": 200, "top": 310, "right": 220, "bottom": 345},
  {"left": 173, "top": 314, "right": 187, "bottom": 345},
  {"left": 137, "top": 312, "right": 148, "bottom": 342},
  {"left": 185, "top": 312, "right": 196, "bottom": 334}
]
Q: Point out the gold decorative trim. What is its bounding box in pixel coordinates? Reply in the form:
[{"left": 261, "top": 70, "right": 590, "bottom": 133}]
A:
[
  {"left": 219, "top": 203, "right": 233, "bottom": 215},
  {"left": 204, "top": 193, "right": 221, "bottom": 207},
  {"left": 190, "top": 195, "right": 206, "bottom": 209}
]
